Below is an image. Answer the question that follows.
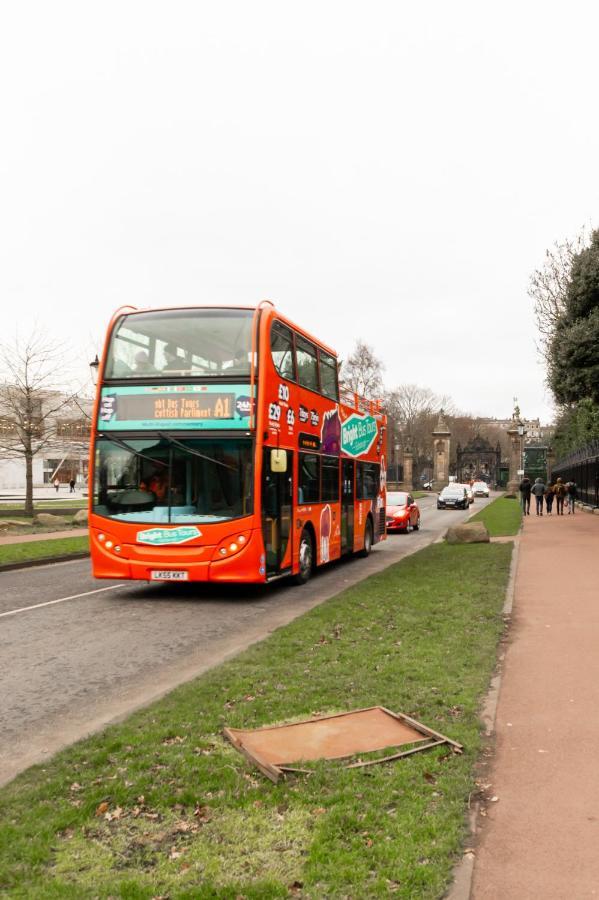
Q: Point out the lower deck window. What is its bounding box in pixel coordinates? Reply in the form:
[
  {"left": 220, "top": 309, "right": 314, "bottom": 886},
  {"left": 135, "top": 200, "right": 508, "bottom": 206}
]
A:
[
  {"left": 357, "top": 462, "right": 380, "bottom": 500},
  {"left": 298, "top": 453, "right": 320, "bottom": 503}
]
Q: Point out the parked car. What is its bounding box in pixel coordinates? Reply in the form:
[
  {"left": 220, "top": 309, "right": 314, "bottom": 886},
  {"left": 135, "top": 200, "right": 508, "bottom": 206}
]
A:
[
  {"left": 386, "top": 491, "right": 420, "bottom": 532},
  {"left": 472, "top": 481, "right": 490, "bottom": 498},
  {"left": 437, "top": 485, "right": 469, "bottom": 510}
]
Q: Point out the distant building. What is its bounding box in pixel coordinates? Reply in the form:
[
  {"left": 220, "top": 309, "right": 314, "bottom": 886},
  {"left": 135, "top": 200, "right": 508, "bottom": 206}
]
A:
[
  {"left": 481, "top": 416, "right": 553, "bottom": 446},
  {"left": 0, "top": 388, "right": 93, "bottom": 491}
]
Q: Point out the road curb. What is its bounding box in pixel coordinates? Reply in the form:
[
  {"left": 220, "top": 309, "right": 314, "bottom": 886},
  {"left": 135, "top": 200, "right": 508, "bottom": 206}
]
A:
[
  {"left": 0, "top": 552, "right": 90, "bottom": 573},
  {"left": 445, "top": 532, "right": 521, "bottom": 900}
]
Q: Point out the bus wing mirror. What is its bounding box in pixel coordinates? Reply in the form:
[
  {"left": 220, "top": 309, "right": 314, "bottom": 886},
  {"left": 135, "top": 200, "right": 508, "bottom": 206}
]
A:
[{"left": 270, "top": 449, "right": 287, "bottom": 473}]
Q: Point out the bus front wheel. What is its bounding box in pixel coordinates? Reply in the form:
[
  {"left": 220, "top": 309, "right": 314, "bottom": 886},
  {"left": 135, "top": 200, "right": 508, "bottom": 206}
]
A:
[
  {"left": 293, "top": 529, "right": 314, "bottom": 585},
  {"left": 357, "top": 519, "right": 373, "bottom": 558}
]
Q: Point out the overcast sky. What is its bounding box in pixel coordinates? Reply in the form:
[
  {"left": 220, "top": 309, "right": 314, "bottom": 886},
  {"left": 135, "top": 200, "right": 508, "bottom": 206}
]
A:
[{"left": 1, "top": 1, "right": 597, "bottom": 422}]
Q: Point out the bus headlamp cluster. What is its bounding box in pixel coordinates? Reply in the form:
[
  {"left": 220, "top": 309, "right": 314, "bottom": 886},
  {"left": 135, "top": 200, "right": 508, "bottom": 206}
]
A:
[
  {"left": 212, "top": 532, "right": 251, "bottom": 561},
  {"left": 97, "top": 531, "right": 122, "bottom": 554}
]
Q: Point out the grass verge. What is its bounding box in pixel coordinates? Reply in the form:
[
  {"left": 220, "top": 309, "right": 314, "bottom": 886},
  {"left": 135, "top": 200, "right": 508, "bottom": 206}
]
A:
[
  {"left": 0, "top": 534, "right": 89, "bottom": 566},
  {"left": 469, "top": 495, "right": 522, "bottom": 536},
  {"left": 0, "top": 541, "right": 512, "bottom": 898}
]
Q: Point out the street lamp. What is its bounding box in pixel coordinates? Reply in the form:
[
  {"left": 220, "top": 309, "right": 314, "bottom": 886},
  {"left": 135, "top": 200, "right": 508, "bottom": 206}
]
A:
[{"left": 89, "top": 354, "right": 100, "bottom": 386}]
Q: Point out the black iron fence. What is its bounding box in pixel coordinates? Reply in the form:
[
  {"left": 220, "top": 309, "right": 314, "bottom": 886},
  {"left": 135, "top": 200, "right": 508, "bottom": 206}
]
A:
[{"left": 553, "top": 440, "right": 599, "bottom": 508}]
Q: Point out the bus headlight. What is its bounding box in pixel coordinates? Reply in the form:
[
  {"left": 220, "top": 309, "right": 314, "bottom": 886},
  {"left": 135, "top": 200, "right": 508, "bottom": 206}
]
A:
[
  {"left": 93, "top": 529, "right": 120, "bottom": 555},
  {"left": 212, "top": 531, "right": 251, "bottom": 561}
]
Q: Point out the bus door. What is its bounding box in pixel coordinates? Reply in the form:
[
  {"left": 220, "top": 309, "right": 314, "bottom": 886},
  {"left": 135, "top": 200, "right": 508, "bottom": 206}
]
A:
[
  {"left": 262, "top": 448, "right": 293, "bottom": 577},
  {"left": 341, "top": 458, "right": 354, "bottom": 554}
]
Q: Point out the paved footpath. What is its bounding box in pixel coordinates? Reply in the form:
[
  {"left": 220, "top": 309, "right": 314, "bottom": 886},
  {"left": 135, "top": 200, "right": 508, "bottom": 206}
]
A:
[{"left": 472, "top": 508, "right": 599, "bottom": 898}]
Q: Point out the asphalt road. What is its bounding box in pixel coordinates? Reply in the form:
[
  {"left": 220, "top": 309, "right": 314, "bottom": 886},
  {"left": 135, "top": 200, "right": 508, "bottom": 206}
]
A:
[{"left": 0, "top": 493, "right": 492, "bottom": 785}]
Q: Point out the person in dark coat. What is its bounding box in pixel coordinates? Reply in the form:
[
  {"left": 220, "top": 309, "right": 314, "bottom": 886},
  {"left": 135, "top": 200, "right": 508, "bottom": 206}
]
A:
[
  {"left": 544, "top": 482, "right": 554, "bottom": 515},
  {"left": 531, "top": 477, "right": 546, "bottom": 515},
  {"left": 519, "top": 476, "right": 532, "bottom": 515},
  {"left": 567, "top": 481, "right": 578, "bottom": 514}
]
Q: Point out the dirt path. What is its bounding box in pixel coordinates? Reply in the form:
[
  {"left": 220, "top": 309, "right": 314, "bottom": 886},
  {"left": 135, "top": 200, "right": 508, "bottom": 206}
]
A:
[{"left": 472, "top": 509, "right": 599, "bottom": 898}]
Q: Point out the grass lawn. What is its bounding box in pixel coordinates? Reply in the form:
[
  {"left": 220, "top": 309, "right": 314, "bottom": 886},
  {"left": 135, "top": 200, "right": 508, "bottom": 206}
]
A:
[
  {"left": 0, "top": 534, "right": 89, "bottom": 566},
  {"left": 0, "top": 540, "right": 512, "bottom": 898},
  {"left": 469, "top": 495, "right": 522, "bottom": 536}
]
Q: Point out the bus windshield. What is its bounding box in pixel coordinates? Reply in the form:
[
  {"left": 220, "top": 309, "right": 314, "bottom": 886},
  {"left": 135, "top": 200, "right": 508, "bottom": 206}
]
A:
[
  {"left": 104, "top": 308, "right": 254, "bottom": 379},
  {"left": 93, "top": 436, "right": 253, "bottom": 524}
]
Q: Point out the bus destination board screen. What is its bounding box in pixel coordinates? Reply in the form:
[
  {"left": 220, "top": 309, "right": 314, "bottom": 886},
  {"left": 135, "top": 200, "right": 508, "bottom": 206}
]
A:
[{"left": 98, "top": 385, "right": 254, "bottom": 431}]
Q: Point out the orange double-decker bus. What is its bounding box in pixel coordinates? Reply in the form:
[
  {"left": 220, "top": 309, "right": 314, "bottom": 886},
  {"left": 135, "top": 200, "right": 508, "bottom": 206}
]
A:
[{"left": 89, "top": 302, "right": 386, "bottom": 585}]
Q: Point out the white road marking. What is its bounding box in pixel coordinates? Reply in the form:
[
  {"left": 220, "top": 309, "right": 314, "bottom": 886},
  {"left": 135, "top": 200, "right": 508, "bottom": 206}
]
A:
[{"left": 0, "top": 584, "right": 126, "bottom": 619}]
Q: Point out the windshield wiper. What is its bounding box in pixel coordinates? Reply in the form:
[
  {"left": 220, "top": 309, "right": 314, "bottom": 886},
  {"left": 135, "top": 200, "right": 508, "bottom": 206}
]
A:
[
  {"left": 157, "top": 432, "right": 237, "bottom": 472},
  {"left": 97, "top": 433, "right": 167, "bottom": 468}
]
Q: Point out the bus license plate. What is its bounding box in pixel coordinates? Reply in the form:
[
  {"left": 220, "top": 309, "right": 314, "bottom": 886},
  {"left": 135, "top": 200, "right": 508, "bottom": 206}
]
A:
[{"left": 150, "top": 570, "right": 189, "bottom": 581}]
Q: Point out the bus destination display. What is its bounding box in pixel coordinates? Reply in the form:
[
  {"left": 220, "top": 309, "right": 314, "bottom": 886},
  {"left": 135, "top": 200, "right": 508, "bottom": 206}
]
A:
[{"left": 98, "top": 385, "right": 253, "bottom": 430}]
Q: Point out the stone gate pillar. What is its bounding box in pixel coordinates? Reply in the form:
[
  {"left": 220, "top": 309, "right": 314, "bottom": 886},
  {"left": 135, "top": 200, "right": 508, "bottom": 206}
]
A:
[
  {"left": 402, "top": 449, "right": 413, "bottom": 492},
  {"left": 432, "top": 410, "right": 451, "bottom": 491}
]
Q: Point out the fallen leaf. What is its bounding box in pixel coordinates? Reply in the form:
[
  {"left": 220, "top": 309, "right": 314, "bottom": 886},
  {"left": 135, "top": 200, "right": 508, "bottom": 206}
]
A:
[
  {"left": 95, "top": 802, "right": 109, "bottom": 817},
  {"left": 162, "top": 735, "right": 186, "bottom": 745},
  {"left": 105, "top": 806, "right": 124, "bottom": 821}
]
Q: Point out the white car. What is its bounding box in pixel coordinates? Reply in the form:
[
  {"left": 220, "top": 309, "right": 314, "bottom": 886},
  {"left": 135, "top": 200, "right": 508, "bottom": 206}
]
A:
[
  {"left": 472, "top": 481, "right": 490, "bottom": 498},
  {"left": 456, "top": 483, "right": 474, "bottom": 504}
]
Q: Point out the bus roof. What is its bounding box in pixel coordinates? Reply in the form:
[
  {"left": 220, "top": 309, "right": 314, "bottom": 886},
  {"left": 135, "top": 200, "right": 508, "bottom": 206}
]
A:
[{"left": 107, "top": 302, "right": 339, "bottom": 359}]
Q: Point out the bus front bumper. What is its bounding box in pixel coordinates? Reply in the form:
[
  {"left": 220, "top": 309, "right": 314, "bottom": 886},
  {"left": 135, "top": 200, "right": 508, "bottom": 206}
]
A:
[{"left": 90, "top": 527, "right": 267, "bottom": 583}]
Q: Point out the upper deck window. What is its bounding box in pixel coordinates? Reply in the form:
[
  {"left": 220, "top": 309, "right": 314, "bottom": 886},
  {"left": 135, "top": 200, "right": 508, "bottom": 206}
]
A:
[
  {"left": 270, "top": 321, "right": 296, "bottom": 381},
  {"left": 104, "top": 308, "right": 254, "bottom": 379},
  {"left": 319, "top": 350, "right": 338, "bottom": 401},
  {"left": 296, "top": 337, "right": 319, "bottom": 393}
]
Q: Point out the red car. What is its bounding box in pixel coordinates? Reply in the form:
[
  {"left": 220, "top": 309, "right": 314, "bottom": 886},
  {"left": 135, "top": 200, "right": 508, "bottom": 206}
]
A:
[{"left": 386, "top": 491, "right": 420, "bottom": 533}]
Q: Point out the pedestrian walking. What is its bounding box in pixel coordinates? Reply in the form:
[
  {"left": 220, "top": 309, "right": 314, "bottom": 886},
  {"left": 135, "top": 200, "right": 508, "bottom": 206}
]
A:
[
  {"left": 531, "top": 477, "right": 546, "bottom": 515},
  {"left": 519, "top": 476, "right": 532, "bottom": 515},
  {"left": 567, "top": 480, "right": 578, "bottom": 514},
  {"left": 553, "top": 477, "right": 567, "bottom": 515},
  {"left": 53, "top": 477, "right": 60, "bottom": 493},
  {"left": 69, "top": 478, "right": 76, "bottom": 493},
  {"left": 544, "top": 482, "right": 554, "bottom": 515}
]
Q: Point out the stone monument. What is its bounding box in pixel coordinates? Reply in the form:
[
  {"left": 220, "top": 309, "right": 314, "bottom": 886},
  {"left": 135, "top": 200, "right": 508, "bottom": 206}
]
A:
[
  {"left": 432, "top": 410, "right": 451, "bottom": 491},
  {"left": 506, "top": 404, "right": 525, "bottom": 494}
]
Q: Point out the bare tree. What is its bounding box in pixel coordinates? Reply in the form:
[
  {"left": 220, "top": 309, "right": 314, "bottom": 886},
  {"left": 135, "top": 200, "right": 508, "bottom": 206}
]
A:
[
  {"left": 528, "top": 227, "right": 589, "bottom": 364},
  {"left": 0, "top": 331, "right": 85, "bottom": 515},
  {"left": 340, "top": 340, "right": 384, "bottom": 398},
  {"left": 384, "top": 384, "right": 457, "bottom": 481}
]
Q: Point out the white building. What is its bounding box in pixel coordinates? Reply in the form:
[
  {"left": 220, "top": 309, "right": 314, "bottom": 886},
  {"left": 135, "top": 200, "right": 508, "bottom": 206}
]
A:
[{"left": 0, "top": 389, "right": 93, "bottom": 492}]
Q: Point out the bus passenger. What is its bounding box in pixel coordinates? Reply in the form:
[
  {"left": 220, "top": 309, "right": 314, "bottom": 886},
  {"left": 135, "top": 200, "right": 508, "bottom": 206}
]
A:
[
  {"left": 163, "top": 344, "right": 182, "bottom": 372},
  {"left": 134, "top": 351, "right": 157, "bottom": 374}
]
